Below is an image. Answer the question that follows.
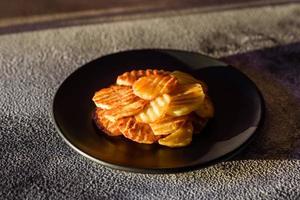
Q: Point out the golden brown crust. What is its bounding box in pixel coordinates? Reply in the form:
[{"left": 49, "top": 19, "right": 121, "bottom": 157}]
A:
[
  {"left": 116, "top": 69, "right": 169, "bottom": 86},
  {"left": 92, "top": 85, "right": 138, "bottom": 109},
  {"left": 118, "top": 117, "right": 161, "bottom": 144},
  {"left": 133, "top": 74, "right": 178, "bottom": 100},
  {"left": 93, "top": 108, "right": 122, "bottom": 136},
  {"left": 104, "top": 99, "right": 148, "bottom": 122},
  {"left": 92, "top": 69, "right": 213, "bottom": 147}
]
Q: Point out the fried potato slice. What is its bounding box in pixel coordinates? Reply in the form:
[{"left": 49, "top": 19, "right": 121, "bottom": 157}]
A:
[
  {"left": 133, "top": 75, "right": 178, "bottom": 100},
  {"left": 149, "top": 115, "right": 188, "bottom": 136},
  {"left": 158, "top": 121, "right": 193, "bottom": 147},
  {"left": 135, "top": 94, "right": 171, "bottom": 123},
  {"left": 195, "top": 97, "right": 214, "bottom": 118},
  {"left": 117, "top": 69, "right": 169, "bottom": 86},
  {"left": 167, "top": 83, "right": 205, "bottom": 116},
  {"left": 118, "top": 117, "right": 160, "bottom": 144},
  {"left": 189, "top": 113, "right": 209, "bottom": 134},
  {"left": 93, "top": 108, "right": 122, "bottom": 136},
  {"left": 92, "top": 85, "right": 138, "bottom": 109},
  {"left": 104, "top": 99, "right": 148, "bottom": 122},
  {"left": 171, "top": 71, "right": 208, "bottom": 92}
]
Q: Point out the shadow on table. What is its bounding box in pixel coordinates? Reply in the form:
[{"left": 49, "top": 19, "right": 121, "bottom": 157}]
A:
[{"left": 220, "top": 42, "right": 300, "bottom": 161}]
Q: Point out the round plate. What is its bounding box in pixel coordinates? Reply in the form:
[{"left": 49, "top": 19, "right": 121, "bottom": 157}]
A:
[{"left": 52, "top": 49, "right": 264, "bottom": 173}]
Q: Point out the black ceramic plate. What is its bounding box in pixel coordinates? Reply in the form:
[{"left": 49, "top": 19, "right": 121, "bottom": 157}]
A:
[{"left": 52, "top": 49, "right": 264, "bottom": 173}]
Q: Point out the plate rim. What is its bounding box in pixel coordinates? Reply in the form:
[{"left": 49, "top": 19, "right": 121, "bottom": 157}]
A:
[{"left": 51, "top": 48, "right": 265, "bottom": 174}]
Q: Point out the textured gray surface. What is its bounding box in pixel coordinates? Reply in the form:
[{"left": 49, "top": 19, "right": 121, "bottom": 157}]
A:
[{"left": 1, "top": 4, "right": 300, "bottom": 200}]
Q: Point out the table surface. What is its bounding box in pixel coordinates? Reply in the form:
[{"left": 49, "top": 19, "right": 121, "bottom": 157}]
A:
[
  {"left": 0, "top": 0, "right": 297, "bottom": 35},
  {"left": 1, "top": 3, "right": 300, "bottom": 200}
]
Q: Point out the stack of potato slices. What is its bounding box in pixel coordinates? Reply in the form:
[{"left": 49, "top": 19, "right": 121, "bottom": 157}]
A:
[{"left": 92, "top": 69, "right": 214, "bottom": 148}]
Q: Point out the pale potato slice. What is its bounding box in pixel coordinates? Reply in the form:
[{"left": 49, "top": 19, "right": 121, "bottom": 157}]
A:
[
  {"left": 171, "top": 71, "right": 199, "bottom": 84},
  {"left": 195, "top": 97, "right": 214, "bottom": 118},
  {"left": 133, "top": 75, "right": 178, "bottom": 100},
  {"left": 158, "top": 121, "right": 193, "bottom": 148},
  {"left": 149, "top": 115, "right": 187, "bottom": 136},
  {"left": 167, "top": 84, "right": 205, "bottom": 116},
  {"left": 171, "top": 71, "right": 208, "bottom": 92},
  {"left": 135, "top": 94, "right": 171, "bottom": 123}
]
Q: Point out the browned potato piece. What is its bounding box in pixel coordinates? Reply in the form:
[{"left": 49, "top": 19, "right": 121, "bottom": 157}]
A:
[
  {"left": 104, "top": 99, "right": 148, "bottom": 122},
  {"left": 118, "top": 117, "right": 160, "bottom": 144},
  {"left": 189, "top": 113, "right": 209, "bottom": 134},
  {"left": 92, "top": 85, "right": 138, "bottom": 109},
  {"left": 117, "top": 69, "right": 169, "bottom": 86},
  {"left": 93, "top": 108, "right": 122, "bottom": 136}
]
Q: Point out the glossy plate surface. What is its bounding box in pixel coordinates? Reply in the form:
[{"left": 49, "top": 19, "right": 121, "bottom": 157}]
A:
[{"left": 52, "top": 49, "right": 264, "bottom": 173}]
